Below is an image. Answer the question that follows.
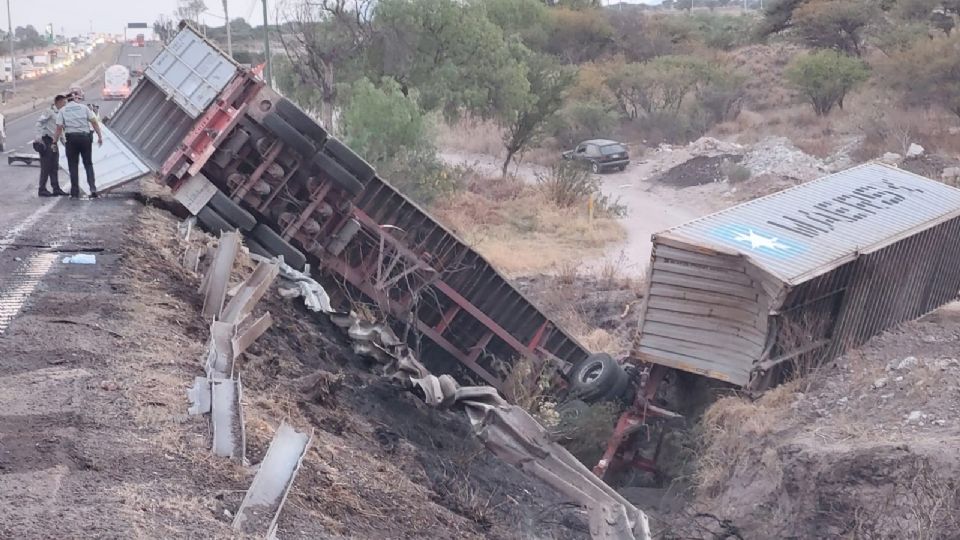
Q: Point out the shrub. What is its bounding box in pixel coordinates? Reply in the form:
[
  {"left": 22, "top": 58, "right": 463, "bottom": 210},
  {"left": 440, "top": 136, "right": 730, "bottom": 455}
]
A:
[
  {"left": 785, "top": 50, "right": 870, "bottom": 116},
  {"left": 381, "top": 149, "right": 461, "bottom": 206},
  {"left": 340, "top": 77, "right": 432, "bottom": 166},
  {"left": 882, "top": 34, "right": 960, "bottom": 120},
  {"left": 552, "top": 100, "right": 620, "bottom": 148},
  {"left": 536, "top": 161, "right": 599, "bottom": 208}
]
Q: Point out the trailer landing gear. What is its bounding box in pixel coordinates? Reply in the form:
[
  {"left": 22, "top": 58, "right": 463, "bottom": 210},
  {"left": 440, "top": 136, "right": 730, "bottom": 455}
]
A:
[{"left": 594, "top": 364, "right": 682, "bottom": 482}]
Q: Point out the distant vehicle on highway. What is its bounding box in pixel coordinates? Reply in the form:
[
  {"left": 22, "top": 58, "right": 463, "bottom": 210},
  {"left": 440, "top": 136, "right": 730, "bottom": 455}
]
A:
[
  {"left": 102, "top": 64, "right": 131, "bottom": 100},
  {"left": 135, "top": 34, "right": 145, "bottom": 47},
  {"left": 561, "top": 139, "right": 630, "bottom": 173}
]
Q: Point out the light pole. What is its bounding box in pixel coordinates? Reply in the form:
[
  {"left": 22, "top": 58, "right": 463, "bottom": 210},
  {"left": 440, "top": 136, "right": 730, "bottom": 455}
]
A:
[
  {"left": 223, "top": 0, "right": 232, "bottom": 58},
  {"left": 261, "top": 0, "right": 271, "bottom": 85},
  {"left": 6, "top": 0, "right": 14, "bottom": 92}
]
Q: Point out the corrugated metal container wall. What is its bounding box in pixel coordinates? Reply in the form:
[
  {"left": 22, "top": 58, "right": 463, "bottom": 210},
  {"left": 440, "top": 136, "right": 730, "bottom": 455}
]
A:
[
  {"left": 108, "top": 79, "right": 196, "bottom": 169},
  {"left": 826, "top": 215, "right": 960, "bottom": 357},
  {"left": 634, "top": 241, "right": 772, "bottom": 386}
]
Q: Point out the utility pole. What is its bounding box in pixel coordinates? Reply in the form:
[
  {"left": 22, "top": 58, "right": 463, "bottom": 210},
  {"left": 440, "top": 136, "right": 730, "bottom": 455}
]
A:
[
  {"left": 261, "top": 0, "right": 271, "bottom": 85},
  {"left": 222, "top": 0, "right": 232, "bottom": 58},
  {"left": 6, "top": 0, "right": 14, "bottom": 92}
]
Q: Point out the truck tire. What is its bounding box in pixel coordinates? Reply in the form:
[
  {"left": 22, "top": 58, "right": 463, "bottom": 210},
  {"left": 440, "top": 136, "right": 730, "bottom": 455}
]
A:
[
  {"left": 324, "top": 137, "right": 376, "bottom": 185},
  {"left": 275, "top": 98, "right": 328, "bottom": 147},
  {"left": 262, "top": 112, "right": 316, "bottom": 159},
  {"left": 250, "top": 223, "right": 307, "bottom": 270},
  {"left": 567, "top": 353, "right": 626, "bottom": 403},
  {"left": 312, "top": 151, "right": 364, "bottom": 196},
  {"left": 206, "top": 191, "right": 256, "bottom": 232},
  {"left": 196, "top": 207, "right": 236, "bottom": 236},
  {"left": 244, "top": 238, "right": 273, "bottom": 259}
]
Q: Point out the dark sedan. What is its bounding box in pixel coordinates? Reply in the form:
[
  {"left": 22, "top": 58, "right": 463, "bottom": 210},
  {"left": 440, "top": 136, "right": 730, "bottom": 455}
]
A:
[{"left": 561, "top": 139, "right": 630, "bottom": 173}]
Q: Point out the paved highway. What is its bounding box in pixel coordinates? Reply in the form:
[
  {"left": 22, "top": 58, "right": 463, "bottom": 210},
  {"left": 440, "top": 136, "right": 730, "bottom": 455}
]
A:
[{"left": 2, "top": 42, "right": 163, "bottom": 157}]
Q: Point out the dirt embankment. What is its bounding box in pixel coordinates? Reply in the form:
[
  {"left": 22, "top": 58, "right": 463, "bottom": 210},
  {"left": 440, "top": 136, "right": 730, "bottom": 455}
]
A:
[
  {"left": 119, "top": 202, "right": 589, "bottom": 539},
  {"left": 656, "top": 303, "right": 960, "bottom": 539}
]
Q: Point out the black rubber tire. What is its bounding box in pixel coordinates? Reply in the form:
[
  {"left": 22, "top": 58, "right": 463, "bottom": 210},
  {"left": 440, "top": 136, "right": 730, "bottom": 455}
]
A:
[
  {"left": 275, "top": 98, "right": 328, "bottom": 147},
  {"left": 604, "top": 366, "right": 631, "bottom": 403},
  {"left": 250, "top": 223, "right": 307, "bottom": 270},
  {"left": 206, "top": 191, "right": 256, "bottom": 232},
  {"left": 312, "top": 151, "right": 364, "bottom": 196},
  {"left": 568, "top": 353, "right": 625, "bottom": 403},
  {"left": 262, "top": 112, "right": 316, "bottom": 159},
  {"left": 196, "top": 207, "right": 236, "bottom": 236},
  {"left": 244, "top": 238, "right": 273, "bottom": 259},
  {"left": 324, "top": 137, "right": 376, "bottom": 185},
  {"left": 590, "top": 161, "right": 600, "bottom": 174},
  {"left": 618, "top": 164, "right": 627, "bottom": 172}
]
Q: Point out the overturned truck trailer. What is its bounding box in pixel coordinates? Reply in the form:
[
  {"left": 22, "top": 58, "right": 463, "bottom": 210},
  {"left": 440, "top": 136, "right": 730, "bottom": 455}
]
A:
[
  {"left": 636, "top": 162, "right": 960, "bottom": 388},
  {"left": 95, "top": 22, "right": 590, "bottom": 393}
]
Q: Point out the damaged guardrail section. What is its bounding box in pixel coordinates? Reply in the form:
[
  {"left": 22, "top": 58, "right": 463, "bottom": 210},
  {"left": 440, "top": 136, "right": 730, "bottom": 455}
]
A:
[{"left": 183, "top": 230, "right": 313, "bottom": 536}]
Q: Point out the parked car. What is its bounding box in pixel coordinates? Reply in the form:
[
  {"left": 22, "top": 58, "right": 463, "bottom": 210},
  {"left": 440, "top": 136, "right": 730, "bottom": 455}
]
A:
[{"left": 562, "top": 139, "right": 630, "bottom": 173}]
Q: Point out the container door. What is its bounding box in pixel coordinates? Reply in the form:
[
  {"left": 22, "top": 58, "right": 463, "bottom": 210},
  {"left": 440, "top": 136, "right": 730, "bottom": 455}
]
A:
[{"left": 58, "top": 122, "right": 152, "bottom": 194}]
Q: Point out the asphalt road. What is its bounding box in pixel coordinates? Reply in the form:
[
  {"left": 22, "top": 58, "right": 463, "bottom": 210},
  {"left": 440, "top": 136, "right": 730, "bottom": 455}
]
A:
[{"left": 2, "top": 42, "right": 162, "bottom": 157}]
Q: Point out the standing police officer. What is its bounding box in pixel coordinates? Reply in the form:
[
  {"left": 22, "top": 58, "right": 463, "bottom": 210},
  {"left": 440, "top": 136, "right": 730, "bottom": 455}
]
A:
[
  {"left": 53, "top": 90, "right": 103, "bottom": 199},
  {"left": 34, "top": 94, "right": 68, "bottom": 197}
]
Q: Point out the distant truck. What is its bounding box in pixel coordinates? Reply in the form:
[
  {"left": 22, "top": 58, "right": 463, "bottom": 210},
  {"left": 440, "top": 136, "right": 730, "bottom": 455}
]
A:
[
  {"left": 102, "top": 64, "right": 131, "bottom": 100},
  {"left": 135, "top": 34, "right": 145, "bottom": 47}
]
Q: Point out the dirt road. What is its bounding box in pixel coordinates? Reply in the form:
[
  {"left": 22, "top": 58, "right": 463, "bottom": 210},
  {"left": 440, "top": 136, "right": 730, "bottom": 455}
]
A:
[{"left": 440, "top": 149, "right": 715, "bottom": 278}]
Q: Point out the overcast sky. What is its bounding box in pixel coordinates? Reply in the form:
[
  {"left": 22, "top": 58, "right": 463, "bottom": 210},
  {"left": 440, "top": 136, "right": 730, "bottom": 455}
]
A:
[{"left": 6, "top": 0, "right": 660, "bottom": 38}]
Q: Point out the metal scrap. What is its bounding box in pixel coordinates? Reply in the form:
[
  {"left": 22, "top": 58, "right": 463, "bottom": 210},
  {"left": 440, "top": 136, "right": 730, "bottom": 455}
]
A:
[
  {"left": 325, "top": 311, "right": 651, "bottom": 540},
  {"left": 211, "top": 375, "right": 245, "bottom": 461},
  {"left": 250, "top": 253, "right": 333, "bottom": 313},
  {"left": 233, "top": 422, "right": 312, "bottom": 538},
  {"left": 200, "top": 231, "right": 240, "bottom": 320}
]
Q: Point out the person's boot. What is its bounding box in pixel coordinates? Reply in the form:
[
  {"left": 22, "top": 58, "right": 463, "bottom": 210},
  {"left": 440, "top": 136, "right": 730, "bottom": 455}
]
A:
[
  {"left": 89, "top": 192, "right": 99, "bottom": 199},
  {"left": 38, "top": 189, "right": 53, "bottom": 197},
  {"left": 52, "top": 189, "right": 68, "bottom": 196}
]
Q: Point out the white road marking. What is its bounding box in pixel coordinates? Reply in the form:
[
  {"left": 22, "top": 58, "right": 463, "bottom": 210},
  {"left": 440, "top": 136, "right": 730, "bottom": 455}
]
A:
[
  {"left": 0, "top": 252, "right": 58, "bottom": 334},
  {"left": 0, "top": 199, "right": 62, "bottom": 334},
  {"left": 0, "top": 199, "right": 59, "bottom": 253}
]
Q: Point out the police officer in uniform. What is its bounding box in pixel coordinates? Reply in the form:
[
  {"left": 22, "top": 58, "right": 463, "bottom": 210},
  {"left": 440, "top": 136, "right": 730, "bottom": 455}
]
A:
[
  {"left": 53, "top": 90, "right": 103, "bottom": 199},
  {"left": 34, "top": 94, "right": 68, "bottom": 197}
]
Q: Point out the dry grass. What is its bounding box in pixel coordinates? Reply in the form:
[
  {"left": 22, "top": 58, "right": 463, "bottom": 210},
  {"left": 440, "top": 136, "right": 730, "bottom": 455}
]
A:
[
  {"left": 435, "top": 118, "right": 505, "bottom": 157},
  {"left": 694, "top": 381, "right": 799, "bottom": 496},
  {"left": 432, "top": 181, "right": 626, "bottom": 276}
]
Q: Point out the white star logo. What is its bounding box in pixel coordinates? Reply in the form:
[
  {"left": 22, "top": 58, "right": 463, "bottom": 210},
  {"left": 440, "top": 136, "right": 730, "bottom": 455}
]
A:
[{"left": 732, "top": 229, "right": 790, "bottom": 251}]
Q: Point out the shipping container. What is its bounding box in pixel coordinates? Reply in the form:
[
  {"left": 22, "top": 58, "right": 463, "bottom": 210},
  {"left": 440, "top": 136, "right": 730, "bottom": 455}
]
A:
[{"left": 635, "top": 163, "right": 960, "bottom": 388}]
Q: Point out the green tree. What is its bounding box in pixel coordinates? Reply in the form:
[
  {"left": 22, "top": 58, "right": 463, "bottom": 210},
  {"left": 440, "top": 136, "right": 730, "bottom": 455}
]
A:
[
  {"left": 604, "top": 55, "right": 711, "bottom": 118},
  {"left": 543, "top": 7, "right": 615, "bottom": 64},
  {"left": 499, "top": 53, "right": 574, "bottom": 176},
  {"left": 759, "top": 0, "right": 877, "bottom": 55},
  {"left": 552, "top": 100, "right": 619, "bottom": 147},
  {"left": 785, "top": 50, "right": 869, "bottom": 115},
  {"left": 373, "top": 0, "right": 529, "bottom": 120},
  {"left": 340, "top": 77, "right": 432, "bottom": 166},
  {"left": 883, "top": 34, "right": 960, "bottom": 119},
  {"left": 481, "top": 0, "right": 550, "bottom": 49}
]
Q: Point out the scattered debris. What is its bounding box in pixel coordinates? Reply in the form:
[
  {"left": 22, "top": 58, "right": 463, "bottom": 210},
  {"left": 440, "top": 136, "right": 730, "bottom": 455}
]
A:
[
  {"left": 200, "top": 231, "right": 240, "bottom": 320},
  {"left": 880, "top": 152, "right": 903, "bottom": 164},
  {"left": 62, "top": 254, "right": 96, "bottom": 264},
  {"left": 905, "top": 410, "right": 924, "bottom": 423},
  {"left": 232, "top": 422, "right": 312, "bottom": 537},
  {"left": 741, "top": 136, "right": 825, "bottom": 181},
  {"left": 906, "top": 143, "right": 925, "bottom": 158}
]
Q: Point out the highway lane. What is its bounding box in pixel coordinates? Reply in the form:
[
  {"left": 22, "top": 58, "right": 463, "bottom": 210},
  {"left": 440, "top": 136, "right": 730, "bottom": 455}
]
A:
[{"left": 3, "top": 42, "right": 162, "bottom": 156}]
